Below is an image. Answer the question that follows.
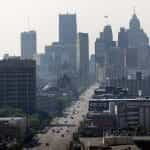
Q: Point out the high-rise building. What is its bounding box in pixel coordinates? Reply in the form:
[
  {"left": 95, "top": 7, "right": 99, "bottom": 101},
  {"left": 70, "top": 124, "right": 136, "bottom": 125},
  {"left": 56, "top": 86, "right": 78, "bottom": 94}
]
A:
[
  {"left": 0, "top": 57, "right": 36, "bottom": 112},
  {"left": 128, "top": 13, "right": 149, "bottom": 48},
  {"left": 89, "top": 55, "right": 96, "bottom": 76},
  {"left": 118, "top": 27, "right": 128, "bottom": 49},
  {"left": 95, "top": 25, "right": 114, "bottom": 82},
  {"left": 127, "top": 12, "right": 150, "bottom": 72},
  {"left": 89, "top": 54, "right": 96, "bottom": 84},
  {"left": 126, "top": 48, "right": 138, "bottom": 69},
  {"left": 95, "top": 12, "right": 150, "bottom": 83},
  {"left": 78, "top": 33, "right": 89, "bottom": 87},
  {"left": 58, "top": 14, "right": 78, "bottom": 74},
  {"left": 95, "top": 35, "right": 106, "bottom": 83},
  {"left": 106, "top": 47, "right": 124, "bottom": 79},
  {"left": 59, "top": 14, "right": 77, "bottom": 44},
  {"left": 103, "top": 25, "right": 113, "bottom": 48},
  {"left": 21, "top": 31, "right": 37, "bottom": 59},
  {"left": 129, "top": 13, "right": 141, "bottom": 31}
]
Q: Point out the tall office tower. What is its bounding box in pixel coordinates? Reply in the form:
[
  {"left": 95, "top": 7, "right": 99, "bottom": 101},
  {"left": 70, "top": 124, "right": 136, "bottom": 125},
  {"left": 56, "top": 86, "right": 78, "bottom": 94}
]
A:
[
  {"left": 128, "top": 12, "right": 150, "bottom": 71},
  {"left": 59, "top": 14, "right": 77, "bottom": 44},
  {"left": 89, "top": 54, "right": 96, "bottom": 83},
  {"left": 58, "top": 14, "right": 77, "bottom": 74},
  {"left": 21, "top": 31, "right": 37, "bottom": 59},
  {"left": 103, "top": 25, "right": 113, "bottom": 48},
  {"left": 89, "top": 55, "right": 96, "bottom": 76},
  {"left": 95, "top": 25, "right": 113, "bottom": 82},
  {"left": 78, "top": 33, "right": 89, "bottom": 87},
  {"left": 95, "top": 33, "right": 106, "bottom": 83},
  {"left": 0, "top": 57, "right": 36, "bottom": 112},
  {"left": 118, "top": 27, "right": 128, "bottom": 49},
  {"left": 128, "top": 13, "right": 149, "bottom": 48}
]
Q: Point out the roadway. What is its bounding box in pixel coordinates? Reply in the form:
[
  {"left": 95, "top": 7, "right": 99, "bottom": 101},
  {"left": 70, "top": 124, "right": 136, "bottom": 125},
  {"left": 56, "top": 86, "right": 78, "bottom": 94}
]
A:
[{"left": 31, "top": 84, "right": 97, "bottom": 150}]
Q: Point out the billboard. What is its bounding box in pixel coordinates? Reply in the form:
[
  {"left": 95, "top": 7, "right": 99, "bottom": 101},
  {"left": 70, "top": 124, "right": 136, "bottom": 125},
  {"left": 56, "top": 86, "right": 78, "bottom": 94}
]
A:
[{"left": 89, "top": 100, "right": 109, "bottom": 112}]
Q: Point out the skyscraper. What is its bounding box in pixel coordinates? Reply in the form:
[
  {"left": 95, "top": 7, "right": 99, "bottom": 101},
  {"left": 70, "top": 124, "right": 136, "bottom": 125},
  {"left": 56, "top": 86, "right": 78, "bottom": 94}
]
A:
[
  {"left": 128, "top": 13, "right": 149, "bottom": 48},
  {"left": 127, "top": 12, "right": 150, "bottom": 72},
  {"left": 89, "top": 54, "right": 96, "bottom": 83},
  {"left": 21, "top": 31, "right": 37, "bottom": 59},
  {"left": 58, "top": 14, "right": 77, "bottom": 74},
  {"left": 95, "top": 25, "right": 114, "bottom": 82},
  {"left": 103, "top": 25, "right": 113, "bottom": 48},
  {"left": 118, "top": 27, "right": 128, "bottom": 49},
  {"left": 59, "top": 14, "right": 77, "bottom": 44},
  {"left": 129, "top": 13, "right": 141, "bottom": 31},
  {"left": 78, "top": 33, "right": 89, "bottom": 87}
]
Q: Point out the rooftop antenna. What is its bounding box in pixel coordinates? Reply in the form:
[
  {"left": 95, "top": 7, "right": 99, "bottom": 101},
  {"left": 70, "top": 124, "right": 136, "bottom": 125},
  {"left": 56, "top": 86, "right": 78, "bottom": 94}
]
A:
[
  {"left": 27, "top": 16, "right": 30, "bottom": 31},
  {"left": 133, "top": 6, "right": 136, "bottom": 15},
  {"left": 104, "top": 15, "right": 109, "bottom": 25}
]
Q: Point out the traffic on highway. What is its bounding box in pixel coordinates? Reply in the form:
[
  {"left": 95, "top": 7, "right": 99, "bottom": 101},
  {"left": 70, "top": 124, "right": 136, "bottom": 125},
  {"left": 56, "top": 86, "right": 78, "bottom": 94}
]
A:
[{"left": 30, "top": 85, "right": 96, "bottom": 150}]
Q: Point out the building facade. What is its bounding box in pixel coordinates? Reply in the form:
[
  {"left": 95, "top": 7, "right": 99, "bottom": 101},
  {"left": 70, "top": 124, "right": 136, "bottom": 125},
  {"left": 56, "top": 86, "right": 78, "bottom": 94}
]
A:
[
  {"left": 0, "top": 58, "right": 36, "bottom": 112},
  {"left": 59, "top": 14, "right": 77, "bottom": 45},
  {"left": 95, "top": 12, "right": 150, "bottom": 83},
  {"left": 78, "top": 33, "right": 89, "bottom": 87},
  {"left": 89, "top": 54, "right": 96, "bottom": 83},
  {"left": 59, "top": 14, "right": 77, "bottom": 74},
  {"left": 38, "top": 14, "right": 78, "bottom": 82},
  {"left": 117, "top": 100, "right": 150, "bottom": 130},
  {"left": 21, "top": 31, "right": 37, "bottom": 59}
]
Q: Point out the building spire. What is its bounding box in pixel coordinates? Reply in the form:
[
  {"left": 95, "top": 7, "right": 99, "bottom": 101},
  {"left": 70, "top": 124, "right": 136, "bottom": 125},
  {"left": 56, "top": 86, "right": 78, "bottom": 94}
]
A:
[
  {"left": 133, "top": 6, "right": 136, "bottom": 15},
  {"left": 130, "top": 6, "right": 141, "bottom": 30},
  {"left": 104, "top": 15, "right": 109, "bottom": 25},
  {"left": 27, "top": 16, "right": 31, "bottom": 31}
]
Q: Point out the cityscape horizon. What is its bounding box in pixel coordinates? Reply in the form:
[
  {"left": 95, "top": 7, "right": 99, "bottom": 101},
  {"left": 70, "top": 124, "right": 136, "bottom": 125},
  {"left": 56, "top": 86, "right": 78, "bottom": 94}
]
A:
[
  {"left": 0, "top": 1, "right": 150, "bottom": 149},
  {"left": 0, "top": 0, "right": 150, "bottom": 57}
]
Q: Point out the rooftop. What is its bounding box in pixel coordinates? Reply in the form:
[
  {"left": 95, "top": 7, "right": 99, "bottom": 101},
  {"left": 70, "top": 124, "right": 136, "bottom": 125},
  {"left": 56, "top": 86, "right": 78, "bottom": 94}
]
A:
[
  {"left": 0, "top": 117, "right": 25, "bottom": 121},
  {"left": 90, "top": 97, "right": 150, "bottom": 102}
]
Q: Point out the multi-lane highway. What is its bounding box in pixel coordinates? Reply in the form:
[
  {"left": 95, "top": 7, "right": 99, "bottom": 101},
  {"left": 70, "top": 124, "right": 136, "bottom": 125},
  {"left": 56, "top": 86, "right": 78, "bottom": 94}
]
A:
[{"left": 32, "top": 84, "right": 97, "bottom": 150}]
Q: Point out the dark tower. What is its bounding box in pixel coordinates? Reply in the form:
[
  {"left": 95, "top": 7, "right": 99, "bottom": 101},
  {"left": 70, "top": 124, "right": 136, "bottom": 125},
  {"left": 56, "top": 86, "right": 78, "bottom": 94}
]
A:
[
  {"left": 78, "top": 33, "right": 89, "bottom": 87},
  {"left": 130, "top": 13, "right": 141, "bottom": 31},
  {"left": 21, "top": 31, "right": 37, "bottom": 59},
  {"left": 118, "top": 27, "right": 128, "bottom": 49},
  {"left": 103, "top": 25, "right": 113, "bottom": 48},
  {"left": 59, "top": 14, "right": 77, "bottom": 45}
]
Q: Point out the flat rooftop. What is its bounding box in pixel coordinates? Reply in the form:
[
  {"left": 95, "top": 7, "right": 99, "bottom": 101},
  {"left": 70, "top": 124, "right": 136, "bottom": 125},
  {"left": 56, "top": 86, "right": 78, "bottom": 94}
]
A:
[
  {"left": 90, "top": 98, "right": 150, "bottom": 102},
  {"left": 133, "top": 136, "right": 150, "bottom": 141},
  {"left": 80, "top": 137, "right": 139, "bottom": 150},
  {"left": 0, "top": 117, "right": 25, "bottom": 121}
]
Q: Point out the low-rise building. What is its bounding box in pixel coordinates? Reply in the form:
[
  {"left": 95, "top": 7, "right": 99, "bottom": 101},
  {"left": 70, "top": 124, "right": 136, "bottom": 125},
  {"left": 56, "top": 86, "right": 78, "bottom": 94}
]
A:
[
  {"left": 89, "top": 98, "right": 150, "bottom": 132},
  {"left": 0, "top": 117, "right": 26, "bottom": 142}
]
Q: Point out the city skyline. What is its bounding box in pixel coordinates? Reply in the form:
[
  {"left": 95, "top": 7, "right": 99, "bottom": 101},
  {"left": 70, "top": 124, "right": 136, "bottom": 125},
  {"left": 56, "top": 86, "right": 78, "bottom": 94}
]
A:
[{"left": 0, "top": 0, "right": 150, "bottom": 57}]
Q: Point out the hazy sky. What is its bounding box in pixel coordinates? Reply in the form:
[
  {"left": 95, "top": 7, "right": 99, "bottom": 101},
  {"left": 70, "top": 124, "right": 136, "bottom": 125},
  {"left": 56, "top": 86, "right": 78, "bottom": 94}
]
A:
[{"left": 0, "top": 0, "right": 150, "bottom": 57}]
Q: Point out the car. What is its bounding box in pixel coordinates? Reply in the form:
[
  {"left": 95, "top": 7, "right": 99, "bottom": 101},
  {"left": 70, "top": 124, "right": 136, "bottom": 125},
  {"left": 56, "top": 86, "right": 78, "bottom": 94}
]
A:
[
  {"left": 26, "top": 139, "right": 41, "bottom": 148},
  {"left": 64, "top": 120, "right": 68, "bottom": 124},
  {"left": 40, "top": 128, "right": 48, "bottom": 134},
  {"left": 45, "top": 143, "right": 49, "bottom": 146},
  {"left": 61, "top": 134, "right": 64, "bottom": 137},
  {"left": 56, "top": 130, "right": 60, "bottom": 133},
  {"left": 82, "top": 115, "right": 85, "bottom": 118}
]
